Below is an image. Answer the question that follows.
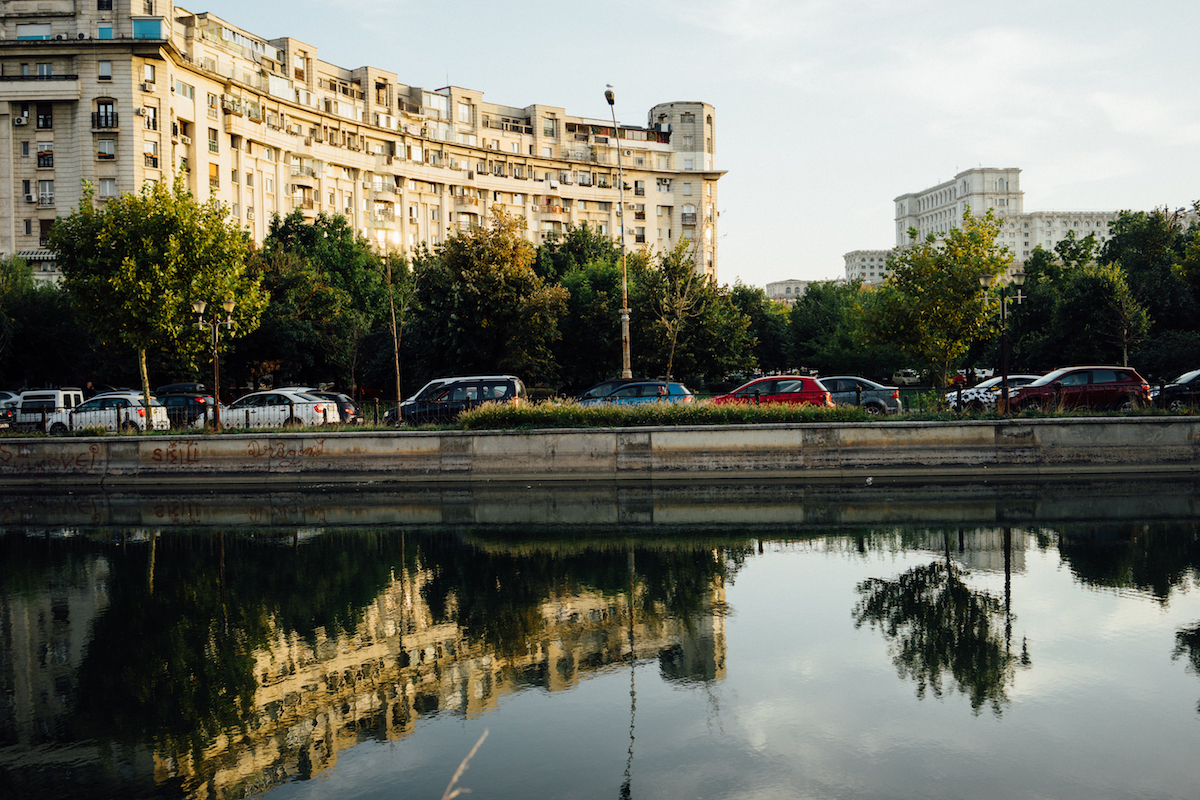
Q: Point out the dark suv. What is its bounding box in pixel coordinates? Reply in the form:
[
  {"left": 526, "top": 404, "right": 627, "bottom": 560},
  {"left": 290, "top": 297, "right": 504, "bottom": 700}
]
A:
[
  {"left": 1011, "top": 366, "right": 1150, "bottom": 412},
  {"left": 388, "top": 375, "right": 526, "bottom": 425}
]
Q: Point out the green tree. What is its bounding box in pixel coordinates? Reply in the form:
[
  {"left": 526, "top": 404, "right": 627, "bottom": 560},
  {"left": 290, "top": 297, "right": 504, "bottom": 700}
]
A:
[
  {"left": 860, "top": 207, "right": 1012, "bottom": 385},
  {"left": 411, "top": 207, "right": 569, "bottom": 383},
  {"left": 50, "top": 180, "right": 266, "bottom": 405},
  {"left": 631, "top": 241, "right": 754, "bottom": 384},
  {"left": 788, "top": 280, "right": 901, "bottom": 377},
  {"left": 239, "top": 211, "right": 386, "bottom": 391},
  {"left": 556, "top": 255, "right": 625, "bottom": 391},
  {"left": 535, "top": 223, "right": 621, "bottom": 283},
  {"left": 1049, "top": 262, "right": 1151, "bottom": 366},
  {"left": 1101, "top": 207, "right": 1199, "bottom": 333},
  {"left": 0, "top": 255, "right": 33, "bottom": 369},
  {"left": 731, "top": 283, "right": 790, "bottom": 373}
]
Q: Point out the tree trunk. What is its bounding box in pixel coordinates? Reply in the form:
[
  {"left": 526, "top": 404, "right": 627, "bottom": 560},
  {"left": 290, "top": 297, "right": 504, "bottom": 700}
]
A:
[{"left": 138, "top": 348, "right": 152, "bottom": 414}]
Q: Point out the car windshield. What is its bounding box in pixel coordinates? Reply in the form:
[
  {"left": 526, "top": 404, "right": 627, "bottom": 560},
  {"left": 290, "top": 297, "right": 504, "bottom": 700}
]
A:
[
  {"left": 1026, "top": 368, "right": 1071, "bottom": 387},
  {"left": 970, "top": 377, "right": 1003, "bottom": 389},
  {"left": 1170, "top": 369, "right": 1200, "bottom": 385},
  {"left": 412, "top": 381, "right": 449, "bottom": 402}
]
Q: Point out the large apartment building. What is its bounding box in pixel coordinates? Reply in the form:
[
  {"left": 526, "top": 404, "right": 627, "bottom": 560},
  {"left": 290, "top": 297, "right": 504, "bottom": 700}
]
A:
[
  {"left": 846, "top": 167, "right": 1120, "bottom": 284},
  {"left": 0, "top": 2, "right": 723, "bottom": 283}
]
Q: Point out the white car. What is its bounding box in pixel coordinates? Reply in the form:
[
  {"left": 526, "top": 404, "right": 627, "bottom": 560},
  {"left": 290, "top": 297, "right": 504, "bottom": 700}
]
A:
[
  {"left": 945, "top": 374, "right": 1041, "bottom": 412},
  {"left": 47, "top": 391, "right": 170, "bottom": 434},
  {"left": 891, "top": 369, "right": 921, "bottom": 387},
  {"left": 224, "top": 390, "right": 331, "bottom": 429}
]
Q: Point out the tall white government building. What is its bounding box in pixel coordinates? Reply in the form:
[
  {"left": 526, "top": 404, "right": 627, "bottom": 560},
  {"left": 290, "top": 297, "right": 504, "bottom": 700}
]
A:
[
  {"left": 845, "top": 167, "right": 1120, "bottom": 284},
  {"left": 0, "top": 2, "right": 723, "bottom": 283}
]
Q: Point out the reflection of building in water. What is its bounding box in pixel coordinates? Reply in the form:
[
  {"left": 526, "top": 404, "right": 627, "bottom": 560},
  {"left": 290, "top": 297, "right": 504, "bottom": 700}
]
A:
[
  {"left": 0, "top": 554, "right": 162, "bottom": 795},
  {"left": 1, "top": 547, "right": 725, "bottom": 799},
  {"left": 910, "top": 528, "right": 1029, "bottom": 574},
  {"left": 180, "top": 570, "right": 726, "bottom": 797}
]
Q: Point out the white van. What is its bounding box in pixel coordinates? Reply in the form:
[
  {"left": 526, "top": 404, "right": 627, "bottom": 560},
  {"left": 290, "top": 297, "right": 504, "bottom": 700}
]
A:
[{"left": 15, "top": 388, "right": 85, "bottom": 432}]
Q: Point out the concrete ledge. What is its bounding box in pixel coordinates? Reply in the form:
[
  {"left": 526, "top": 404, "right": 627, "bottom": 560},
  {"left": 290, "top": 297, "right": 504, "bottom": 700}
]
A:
[{"left": 0, "top": 417, "right": 1196, "bottom": 487}]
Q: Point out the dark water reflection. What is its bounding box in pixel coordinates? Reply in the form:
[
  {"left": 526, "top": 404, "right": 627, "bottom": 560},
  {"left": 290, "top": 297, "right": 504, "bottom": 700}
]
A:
[{"left": 2, "top": 480, "right": 1200, "bottom": 799}]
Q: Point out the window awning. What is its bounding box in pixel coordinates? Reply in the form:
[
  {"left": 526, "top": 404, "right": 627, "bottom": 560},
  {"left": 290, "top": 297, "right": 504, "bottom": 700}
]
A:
[{"left": 16, "top": 250, "right": 55, "bottom": 262}]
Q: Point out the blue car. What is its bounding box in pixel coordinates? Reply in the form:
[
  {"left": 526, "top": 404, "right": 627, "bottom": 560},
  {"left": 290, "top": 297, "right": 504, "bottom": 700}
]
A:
[{"left": 577, "top": 380, "right": 694, "bottom": 406}]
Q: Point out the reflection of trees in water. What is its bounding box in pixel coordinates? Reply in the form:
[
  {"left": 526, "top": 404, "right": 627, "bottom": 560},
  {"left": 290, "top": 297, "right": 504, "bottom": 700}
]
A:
[
  {"left": 1173, "top": 623, "right": 1200, "bottom": 713},
  {"left": 1055, "top": 522, "right": 1200, "bottom": 602},
  {"left": 852, "top": 533, "right": 1029, "bottom": 716}
]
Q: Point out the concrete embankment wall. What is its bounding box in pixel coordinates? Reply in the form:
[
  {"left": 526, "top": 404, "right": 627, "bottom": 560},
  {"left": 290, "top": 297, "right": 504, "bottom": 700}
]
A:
[{"left": 0, "top": 417, "right": 1196, "bottom": 487}]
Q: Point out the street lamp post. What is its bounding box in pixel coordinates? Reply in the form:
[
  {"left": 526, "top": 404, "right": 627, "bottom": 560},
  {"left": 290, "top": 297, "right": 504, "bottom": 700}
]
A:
[
  {"left": 979, "top": 271, "right": 1026, "bottom": 413},
  {"left": 605, "top": 86, "right": 632, "bottom": 379},
  {"left": 194, "top": 298, "right": 236, "bottom": 430}
]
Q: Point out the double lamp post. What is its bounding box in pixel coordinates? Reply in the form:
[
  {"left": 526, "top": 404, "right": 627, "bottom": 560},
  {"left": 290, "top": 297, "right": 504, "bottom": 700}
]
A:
[{"left": 193, "top": 298, "right": 235, "bottom": 431}]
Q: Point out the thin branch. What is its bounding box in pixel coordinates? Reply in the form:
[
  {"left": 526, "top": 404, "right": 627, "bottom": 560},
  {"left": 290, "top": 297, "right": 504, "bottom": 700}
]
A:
[{"left": 441, "top": 729, "right": 489, "bottom": 800}]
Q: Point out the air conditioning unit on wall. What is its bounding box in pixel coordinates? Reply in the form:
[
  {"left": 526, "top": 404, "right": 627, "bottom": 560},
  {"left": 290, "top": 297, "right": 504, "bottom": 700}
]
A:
[
  {"left": 13, "top": 117, "right": 28, "bottom": 127},
  {"left": 142, "top": 82, "right": 155, "bottom": 92}
]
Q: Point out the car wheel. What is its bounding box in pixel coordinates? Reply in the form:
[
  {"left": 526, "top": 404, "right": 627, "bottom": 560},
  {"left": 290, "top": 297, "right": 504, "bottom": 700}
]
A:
[
  {"left": 864, "top": 403, "right": 883, "bottom": 416},
  {"left": 49, "top": 422, "right": 68, "bottom": 436},
  {"left": 1119, "top": 396, "right": 1139, "bottom": 412},
  {"left": 967, "top": 400, "right": 985, "bottom": 413},
  {"left": 120, "top": 421, "right": 138, "bottom": 433},
  {"left": 1167, "top": 398, "right": 1188, "bottom": 413},
  {"left": 283, "top": 415, "right": 301, "bottom": 428}
]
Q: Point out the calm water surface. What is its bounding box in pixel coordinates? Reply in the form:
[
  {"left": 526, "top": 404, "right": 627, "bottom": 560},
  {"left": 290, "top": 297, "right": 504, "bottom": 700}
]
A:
[{"left": 2, "top": 482, "right": 1200, "bottom": 799}]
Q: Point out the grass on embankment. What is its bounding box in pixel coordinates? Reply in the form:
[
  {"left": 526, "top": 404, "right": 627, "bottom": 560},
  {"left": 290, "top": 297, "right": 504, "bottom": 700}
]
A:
[{"left": 456, "top": 400, "right": 868, "bottom": 430}]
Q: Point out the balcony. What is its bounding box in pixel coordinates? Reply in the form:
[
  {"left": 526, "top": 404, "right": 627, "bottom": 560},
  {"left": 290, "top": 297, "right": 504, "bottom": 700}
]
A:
[
  {"left": 290, "top": 165, "right": 316, "bottom": 179},
  {"left": 208, "top": 141, "right": 219, "bottom": 154},
  {"left": 144, "top": 117, "right": 158, "bottom": 131},
  {"left": 37, "top": 154, "right": 53, "bottom": 168},
  {"left": 91, "top": 112, "right": 118, "bottom": 130},
  {"left": 291, "top": 197, "right": 315, "bottom": 210},
  {"left": 681, "top": 212, "right": 698, "bottom": 225},
  {"left": 144, "top": 155, "right": 159, "bottom": 168},
  {"left": 97, "top": 152, "right": 116, "bottom": 161},
  {"left": 635, "top": 234, "right": 646, "bottom": 244},
  {"left": 374, "top": 209, "right": 396, "bottom": 221},
  {"left": 38, "top": 195, "right": 54, "bottom": 207}
]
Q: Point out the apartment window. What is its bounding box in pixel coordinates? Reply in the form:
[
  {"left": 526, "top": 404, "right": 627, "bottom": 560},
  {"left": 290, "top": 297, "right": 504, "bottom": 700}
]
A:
[
  {"left": 208, "top": 128, "right": 218, "bottom": 153},
  {"left": 98, "top": 178, "right": 116, "bottom": 198},
  {"left": 232, "top": 204, "right": 239, "bottom": 217},
  {"left": 684, "top": 159, "right": 694, "bottom": 171},
  {"left": 20, "top": 142, "right": 29, "bottom": 157},
  {"left": 541, "top": 146, "right": 552, "bottom": 158},
  {"left": 143, "top": 64, "right": 155, "bottom": 84},
  {"left": 634, "top": 181, "right": 645, "bottom": 197},
  {"left": 175, "top": 81, "right": 195, "bottom": 101},
  {"left": 245, "top": 172, "right": 254, "bottom": 187},
  {"left": 208, "top": 163, "right": 219, "bottom": 189},
  {"left": 37, "top": 63, "right": 52, "bottom": 78},
  {"left": 231, "top": 169, "right": 238, "bottom": 184},
  {"left": 36, "top": 104, "right": 52, "bottom": 129},
  {"left": 98, "top": 61, "right": 112, "bottom": 80},
  {"left": 36, "top": 142, "right": 52, "bottom": 168},
  {"left": 39, "top": 219, "right": 53, "bottom": 246},
  {"left": 682, "top": 135, "right": 694, "bottom": 148},
  {"left": 133, "top": 19, "right": 163, "bottom": 39},
  {"left": 542, "top": 117, "right": 556, "bottom": 137},
  {"left": 265, "top": 177, "right": 274, "bottom": 194},
  {"left": 24, "top": 220, "right": 32, "bottom": 235},
  {"left": 144, "top": 140, "right": 158, "bottom": 168},
  {"left": 683, "top": 182, "right": 692, "bottom": 196},
  {"left": 16, "top": 24, "right": 52, "bottom": 40},
  {"left": 97, "top": 139, "right": 115, "bottom": 160},
  {"left": 38, "top": 179, "right": 54, "bottom": 206},
  {"left": 98, "top": 0, "right": 113, "bottom": 9},
  {"left": 681, "top": 112, "right": 696, "bottom": 123},
  {"left": 458, "top": 103, "right": 471, "bottom": 123},
  {"left": 143, "top": 106, "right": 157, "bottom": 131},
  {"left": 98, "top": 25, "right": 113, "bottom": 40},
  {"left": 20, "top": 64, "right": 29, "bottom": 77}
]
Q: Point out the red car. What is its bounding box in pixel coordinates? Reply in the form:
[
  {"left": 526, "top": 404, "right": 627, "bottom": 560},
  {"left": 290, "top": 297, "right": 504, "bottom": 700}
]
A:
[
  {"left": 710, "top": 376, "right": 833, "bottom": 407},
  {"left": 1011, "top": 366, "right": 1150, "bottom": 412}
]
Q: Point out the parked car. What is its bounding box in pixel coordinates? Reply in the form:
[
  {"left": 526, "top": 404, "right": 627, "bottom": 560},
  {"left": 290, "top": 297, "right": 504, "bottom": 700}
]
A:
[
  {"left": 307, "top": 391, "right": 364, "bottom": 424},
  {"left": 387, "top": 375, "right": 526, "bottom": 425},
  {"left": 1151, "top": 369, "right": 1200, "bottom": 411},
  {"left": 575, "top": 378, "right": 644, "bottom": 401},
  {"left": 1011, "top": 366, "right": 1151, "bottom": 412},
  {"left": 224, "top": 390, "right": 331, "bottom": 429},
  {"left": 819, "top": 376, "right": 901, "bottom": 414},
  {"left": 14, "top": 388, "right": 86, "bottom": 432},
  {"left": 46, "top": 391, "right": 170, "bottom": 434},
  {"left": 891, "top": 369, "right": 921, "bottom": 387},
  {"left": 578, "top": 380, "right": 695, "bottom": 407},
  {"left": 158, "top": 392, "right": 222, "bottom": 428},
  {"left": 0, "top": 403, "right": 13, "bottom": 430},
  {"left": 708, "top": 376, "right": 832, "bottom": 407},
  {"left": 945, "top": 374, "right": 1042, "bottom": 412}
]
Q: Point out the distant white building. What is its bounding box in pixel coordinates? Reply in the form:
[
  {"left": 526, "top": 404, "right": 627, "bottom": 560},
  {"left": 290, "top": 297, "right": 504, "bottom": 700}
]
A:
[
  {"left": 847, "top": 167, "right": 1120, "bottom": 284},
  {"left": 765, "top": 279, "right": 812, "bottom": 305}
]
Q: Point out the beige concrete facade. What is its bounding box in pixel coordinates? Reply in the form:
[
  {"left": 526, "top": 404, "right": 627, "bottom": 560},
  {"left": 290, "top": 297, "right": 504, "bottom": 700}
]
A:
[{"left": 0, "top": 3, "right": 724, "bottom": 282}]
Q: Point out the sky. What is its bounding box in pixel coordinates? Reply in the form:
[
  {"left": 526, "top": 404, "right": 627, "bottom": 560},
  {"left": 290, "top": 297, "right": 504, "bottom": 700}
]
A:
[{"left": 191, "top": 0, "right": 1200, "bottom": 289}]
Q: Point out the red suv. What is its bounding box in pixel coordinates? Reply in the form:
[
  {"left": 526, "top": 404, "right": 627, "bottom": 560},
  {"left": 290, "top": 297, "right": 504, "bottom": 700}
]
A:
[
  {"left": 709, "top": 376, "right": 833, "bottom": 407},
  {"left": 1011, "top": 366, "right": 1150, "bottom": 412}
]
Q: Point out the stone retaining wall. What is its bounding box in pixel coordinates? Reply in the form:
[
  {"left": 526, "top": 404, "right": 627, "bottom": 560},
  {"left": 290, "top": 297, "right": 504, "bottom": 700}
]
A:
[{"left": 0, "top": 417, "right": 1196, "bottom": 487}]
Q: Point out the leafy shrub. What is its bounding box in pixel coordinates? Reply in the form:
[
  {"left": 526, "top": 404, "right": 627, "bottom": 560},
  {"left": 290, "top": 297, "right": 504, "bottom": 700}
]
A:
[{"left": 457, "top": 399, "right": 867, "bottom": 430}]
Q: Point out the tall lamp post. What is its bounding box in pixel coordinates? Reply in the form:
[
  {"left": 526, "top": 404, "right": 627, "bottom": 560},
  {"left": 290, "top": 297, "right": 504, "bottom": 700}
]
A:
[
  {"left": 194, "top": 298, "right": 236, "bottom": 430},
  {"left": 979, "top": 271, "right": 1025, "bottom": 413},
  {"left": 605, "top": 86, "right": 632, "bottom": 379}
]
